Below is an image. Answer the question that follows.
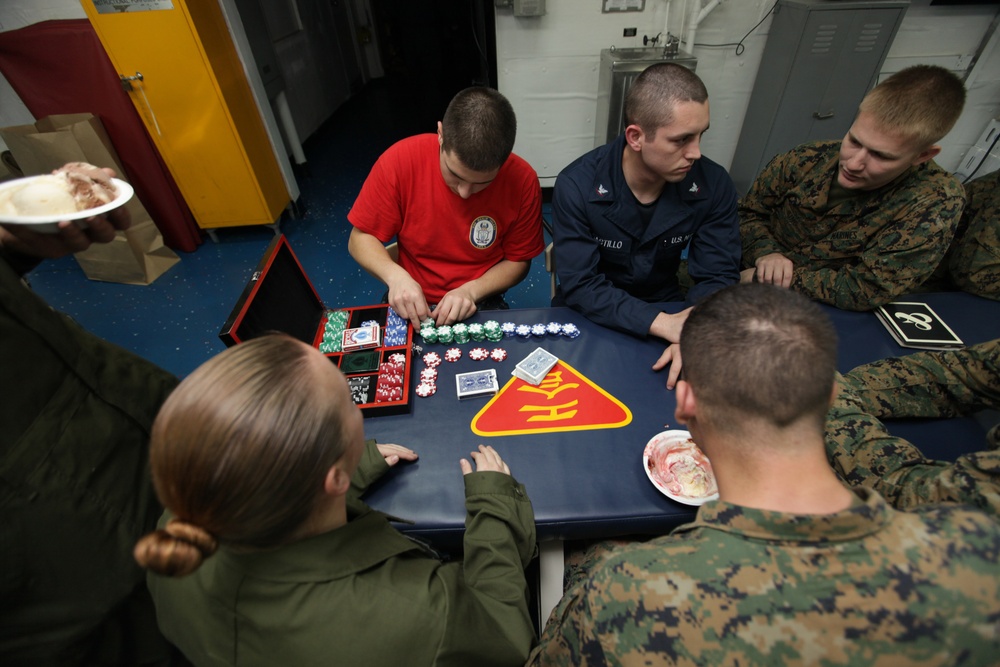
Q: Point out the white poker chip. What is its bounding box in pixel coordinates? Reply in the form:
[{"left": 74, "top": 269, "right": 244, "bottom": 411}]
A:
[
  {"left": 490, "top": 348, "right": 507, "bottom": 362},
  {"left": 469, "top": 347, "right": 489, "bottom": 361},
  {"left": 445, "top": 347, "right": 463, "bottom": 362},
  {"left": 415, "top": 382, "right": 437, "bottom": 397},
  {"left": 423, "top": 352, "right": 442, "bottom": 368}
]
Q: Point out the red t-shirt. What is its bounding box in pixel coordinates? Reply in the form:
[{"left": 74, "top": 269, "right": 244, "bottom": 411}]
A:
[{"left": 348, "top": 134, "right": 544, "bottom": 303}]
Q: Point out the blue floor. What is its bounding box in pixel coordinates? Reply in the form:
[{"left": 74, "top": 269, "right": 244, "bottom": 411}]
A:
[{"left": 25, "top": 79, "right": 554, "bottom": 379}]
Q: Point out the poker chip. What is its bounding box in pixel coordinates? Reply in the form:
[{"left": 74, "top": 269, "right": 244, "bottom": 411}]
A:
[
  {"left": 436, "top": 325, "right": 454, "bottom": 344},
  {"left": 501, "top": 322, "right": 517, "bottom": 337},
  {"left": 361, "top": 319, "right": 379, "bottom": 328},
  {"left": 445, "top": 347, "right": 463, "bottom": 362},
  {"left": 415, "top": 382, "right": 437, "bottom": 397},
  {"left": 546, "top": 322, "right": 562, "bottom": 335},
  {"left": 423, "top": 352, "right": 442, "bottom": 368},
  {"left": 515, "top": 324, "right": 532, "bottom": 338},
  {"left": 490, "top": 348, "right": 507, "bottom": 362},
  {"left": 420, "top": 367, "right": 438, "bottom": 382},
  {"left": 561, "top": 323, "right": 581, "bottom": 339},
  {"left": 468, "top": 323, "right": 485, "bottom": 341},
  {"left": 531, "top": 324, "right": 547, "bottom": 337},
  {"left": 389, "top": 353, "right": 406, "bottom": 364},
  {"left": 420, "top": 317, "right": 435, "bottom": 329},
  {"left": 469, "top": 347, "right": 490, "bottom": 361}
]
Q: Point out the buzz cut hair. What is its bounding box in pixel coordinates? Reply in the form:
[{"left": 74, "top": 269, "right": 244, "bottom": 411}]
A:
[
  {"left": 859, "top": 65, "right": 967, "bottom": 148},
  {"left": 624, "top": 62, "right": 708, "bottom": 137},
  {"left": 441, "top": 87, "right": 517, "bottom": 172},
  {"left": 680, "top": 284, "right": 838, "bottom": 434}
]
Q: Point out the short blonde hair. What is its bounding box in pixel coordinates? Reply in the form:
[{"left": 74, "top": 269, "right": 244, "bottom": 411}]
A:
[{"left": 859, "top": 65, "right": 966, "bottom": 148}]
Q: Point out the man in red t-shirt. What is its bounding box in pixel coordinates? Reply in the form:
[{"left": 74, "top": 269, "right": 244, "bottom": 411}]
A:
[{"left": 348, "top": 87, "right": 544, "bottom": 328}]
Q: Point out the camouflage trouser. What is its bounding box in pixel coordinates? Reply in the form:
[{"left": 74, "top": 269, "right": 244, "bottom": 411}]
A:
[{"left": 825, "top": 339, "right": 1000, "bottom": 516}]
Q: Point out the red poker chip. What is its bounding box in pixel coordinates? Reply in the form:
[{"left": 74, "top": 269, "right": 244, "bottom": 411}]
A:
[
  {"left": 419, "top": 368, "right": 438, "bottom": 381},
  {"left": 423, "top": 352, "right": 442, "bottom": 368},
  {"left": 490, "top": 348, "right": 507, "bottom": 362},
  {"left": 388, "top": 353, "right": 406, "bottom": 364},
  {"left": 469, "top": 347, "right": 489, "bottom": 361},
  {"left": 444, "top": 347, "right": 462, "bottom": 362},
  {"left": 415, "top": 382, "right": 437, "bottom": 397}
]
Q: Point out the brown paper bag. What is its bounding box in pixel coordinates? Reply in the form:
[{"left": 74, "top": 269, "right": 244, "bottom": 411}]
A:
[{"left": 0, "top": 113, "right": 179, "bottom": 285}]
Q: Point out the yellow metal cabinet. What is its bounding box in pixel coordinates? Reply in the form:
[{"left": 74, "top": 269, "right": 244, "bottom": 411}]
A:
[{"left": 81, "top": 0, "right": 289, "bottom": 232}]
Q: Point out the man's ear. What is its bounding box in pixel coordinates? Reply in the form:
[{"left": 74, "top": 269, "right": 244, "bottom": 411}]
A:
[
  {"left": 624, "top": 124, "right": 645, "bottom": 151},
  {"left": 437, "top": 121, "right": 444, "bottom": 145},
  {"left": 674, "top": 380, "right": 697, "bottom": 425},
  {"left": 912, "top": 144, "right": 941, "bottom": 166},
  {"left": 323, "top": 464, "right": 352, "bottom": 498}
]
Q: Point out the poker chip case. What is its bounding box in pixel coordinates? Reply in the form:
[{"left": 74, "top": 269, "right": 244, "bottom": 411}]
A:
[{"left": 219, "top": 235, "right": 414, "bottom": 416}]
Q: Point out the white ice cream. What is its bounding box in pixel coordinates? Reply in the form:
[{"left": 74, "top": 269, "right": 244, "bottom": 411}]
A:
[{"left": 0, "top": 176, "right": 79, "bottom": 216}]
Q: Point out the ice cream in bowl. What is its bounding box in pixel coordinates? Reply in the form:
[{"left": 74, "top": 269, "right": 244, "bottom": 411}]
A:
[
  {"left": 0, "top": 162, "right": 133, "bottom": 232},
  {"left": 643, "top": 429, "right": 719, "bottom": 506}
]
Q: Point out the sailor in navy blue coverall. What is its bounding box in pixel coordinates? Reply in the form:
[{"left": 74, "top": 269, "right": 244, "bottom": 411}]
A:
[
  {"left": 550, "top": 63, "right": 740, "bottom": 388},
  {"left": 552, "top": 133, "right": 740, "bottom": 337}
]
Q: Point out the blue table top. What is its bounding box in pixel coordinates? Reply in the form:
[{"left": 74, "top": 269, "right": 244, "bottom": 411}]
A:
[{"left": 362, "top": 293, "right": 1000, "bottom": 549}]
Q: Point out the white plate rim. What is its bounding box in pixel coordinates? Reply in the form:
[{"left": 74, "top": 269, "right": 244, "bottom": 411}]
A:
[
  {"left": 0, "top": 176, "right": 134, "bottom": 225},
  {"left": 642, "top": 429, "right": 719, "bottom": 506}
]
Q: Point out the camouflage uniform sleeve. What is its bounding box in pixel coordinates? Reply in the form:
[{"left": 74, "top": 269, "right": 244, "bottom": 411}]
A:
[
  {"left": 525, "top": 576, "right": 605, "bottom": 666},
  {"left": 827, "top": 373, "right": 1000, "bottom": 516},
  {"left": 738, "top": 152, "right": 793, "bottom": 269},
  {"left": 791, "top": 177, "right": 966, "bottom": 310},
  {"left": 949, "top": 170, "right": 1000, "bottom": 300},
  {"left": 841, "top": 339, "right": 1000, "bottom": 418}
]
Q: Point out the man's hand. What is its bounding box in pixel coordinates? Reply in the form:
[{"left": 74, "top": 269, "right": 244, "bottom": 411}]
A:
[
  {"left": 740, "top": 267, "right": 756, "bottom": 284},
  {"left": 652, "top": 343, "right": 683, "bottom": 390},
  {"left": 648, "top": 307, "right": 691, "bottom": 344},
  {"left": 754, "top": 253, "right": 794, "bottom": 288},
  {"left": 460, "top": 444, "right": 511, "bottom": 476},
  {"left": 376, "top": 443, "right": 419, "bottom": 467},
  {"left": 386, "top": 273, "right": 432, "bottom": 329},
  {"left": 432, "top": 285, "right": 478, "bottom": 326}
]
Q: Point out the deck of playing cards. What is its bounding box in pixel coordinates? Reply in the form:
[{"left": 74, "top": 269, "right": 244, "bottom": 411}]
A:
[
  {"left": 512, "top": 347, "right": 559, "bottom": 386},
  {"left": 455, "top": 369, "right": 499, "bottom": 399},
  {"left": 875, "top": 301, "right": 964, "bottom": 350}
]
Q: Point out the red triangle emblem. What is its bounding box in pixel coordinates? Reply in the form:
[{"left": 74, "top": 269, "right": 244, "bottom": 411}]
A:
[{"left": 471, "top": 360, "right": 632, "bottom": 436}]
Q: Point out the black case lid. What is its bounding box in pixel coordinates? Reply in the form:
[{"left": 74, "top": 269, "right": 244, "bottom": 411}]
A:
[{"left": 218, "top": 235, "right": 325, "bottom": 347}]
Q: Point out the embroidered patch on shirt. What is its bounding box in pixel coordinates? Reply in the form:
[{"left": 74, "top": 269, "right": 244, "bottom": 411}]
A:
[
  {"left": 597, "top": 184, "right": 609, "bottom": 196},
  {"left": 469, "top": 216, "right": 498, "bottom": 249},
  {"left": 688, "top": 182, "right": 700, "bottom": 194}
]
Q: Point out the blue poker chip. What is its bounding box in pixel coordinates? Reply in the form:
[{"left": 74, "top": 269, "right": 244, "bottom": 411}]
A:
[
  {"left": 530, "top": 324, "right": 547, "bottom": 337},
  {"left": 361, "top": 319, "right": 379, "bottom": 328},
  {"left": 515, "top": 324, "right": 532, "bottom": 338},
  {"left": 501, "top": 322, "right": 517, "bottom": 337},
  {"left": 561, "top": 323, "right": 581, "bottom": 339},
  {"left": 546, "top": 322, "right": 562, "bottom": 335}
]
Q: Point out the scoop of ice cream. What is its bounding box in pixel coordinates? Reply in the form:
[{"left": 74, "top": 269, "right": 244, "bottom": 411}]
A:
[
  {"left": 3, "top": 176, "right": 79, "bottom": 216},
  {"left": 53, "top": 162, "right": 118, "bottom": 210},
  {"left": 0, "top": 163, "right": 119, "bottom": 217}
]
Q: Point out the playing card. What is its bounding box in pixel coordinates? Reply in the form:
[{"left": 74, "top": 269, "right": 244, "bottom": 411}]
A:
[
  {"left": 513, "top": 347, "right": 559, "bottom": 385},
  {"left": 455, "top": 369, "right": 499, "bottom": 399}
]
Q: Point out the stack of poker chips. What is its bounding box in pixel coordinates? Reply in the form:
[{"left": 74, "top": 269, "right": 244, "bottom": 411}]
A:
[
  {"left": 384, "top": 308, "right": 408, "bottom": 347},
  {"left": 319, "top": 309, "right": 350, "bottom": 353},
  {"left": 419, "top": 319, "right": 506, "bottom": 345},
  {"left": 452, "top": 323, "right": 470, "bottom": 344},
  {"left": 416, "top": 351, "right": 442, "bottom": 397},
  {"left": 483, "top": 320, "right": 503, "bottom": 342},
  {"left": 373, "top": 358, "right": 405, "bottom": 403}
]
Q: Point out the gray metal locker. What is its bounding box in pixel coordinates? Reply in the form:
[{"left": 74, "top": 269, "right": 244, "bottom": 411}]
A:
[{"left": 729, "top": 0, "right": 909, "bottom": 194}]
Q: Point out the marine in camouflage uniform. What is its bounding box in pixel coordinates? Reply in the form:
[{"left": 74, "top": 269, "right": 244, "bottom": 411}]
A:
[
  {"left": 826, "top": 339, "right": 1000, "bottom": 515},
  {"left": 528, "top": 488, "right": 1000, "bottom": 666},
  {"left": 740, "top": 141, "right": 965, "bottom": 310},
  {"left": 943, "top": 169, "right": 1000, "bottom": 299}
]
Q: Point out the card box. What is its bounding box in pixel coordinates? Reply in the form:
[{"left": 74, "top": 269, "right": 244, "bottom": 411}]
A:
[
  {"left": 219, "top": 235, "right": 412, "bottom": 415},
  {"left": 875, "top": 301, "right": 964, "bottom": 350}
]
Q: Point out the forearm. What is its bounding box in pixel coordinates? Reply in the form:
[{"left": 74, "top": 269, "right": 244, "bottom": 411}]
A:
[
  {"left": 348, "top": 439, "right": 389, "bottom": 498},
  {"left": 842, "top": 340, "right": 1000, "bottom": 418},
  {"left": 462, "top": 259, "right": 530, "bottom": 302},
  {"left": 460, "top": 471, "right": 537, "bottom": 654},
  {"left": 347, "top": 228, "right": 411, "bottom": 287}
]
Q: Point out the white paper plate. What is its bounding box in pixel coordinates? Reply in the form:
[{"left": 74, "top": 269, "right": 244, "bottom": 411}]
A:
[
  {"left": 643, "top": 429, "right": 719, "bottom": 506},
  {"left": 0, "top": 176, "right": 134, "bottom": 232}
]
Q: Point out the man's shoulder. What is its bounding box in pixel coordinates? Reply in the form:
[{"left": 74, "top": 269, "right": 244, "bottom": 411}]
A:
[
  {"left": 907, "top": 160, "right": 965, "bottom": 199},
  {"left": 380, "top": 133, "right": 437, "bottom": 161}
]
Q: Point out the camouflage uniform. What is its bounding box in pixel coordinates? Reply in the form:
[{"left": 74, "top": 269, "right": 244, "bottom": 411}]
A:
[
  {"left": 528, "top": 489, "right": 1000, "bottom": 666},
  {"left": 947, "top": 170, "right": 1000, "bottom": 299},
  {"left": 740, "top": 141, "right": 965, "bottom": 311},
  {"left": 826, "top": 340, "right": 1000, "bottom": 515}
]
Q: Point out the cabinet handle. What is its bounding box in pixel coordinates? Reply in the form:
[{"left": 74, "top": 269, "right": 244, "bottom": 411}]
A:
[{"left": 812, "top": 111, "right": 835, "bottom": 120}]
